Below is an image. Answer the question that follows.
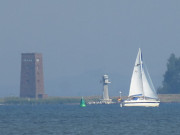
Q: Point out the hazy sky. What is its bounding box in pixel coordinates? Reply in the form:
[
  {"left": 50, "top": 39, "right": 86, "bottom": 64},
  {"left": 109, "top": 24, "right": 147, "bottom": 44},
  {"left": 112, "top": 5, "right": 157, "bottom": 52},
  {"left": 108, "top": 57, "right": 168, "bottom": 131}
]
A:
[{"left": 0, "top": 0, "right": 180, "bottom": 97}]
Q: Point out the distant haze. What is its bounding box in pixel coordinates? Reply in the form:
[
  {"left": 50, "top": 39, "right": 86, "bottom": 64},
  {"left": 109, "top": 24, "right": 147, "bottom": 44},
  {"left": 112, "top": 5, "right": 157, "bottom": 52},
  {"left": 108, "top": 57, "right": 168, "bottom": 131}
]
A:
[{"left": 0, "top": 1, "right": 180, "bottom": 97}]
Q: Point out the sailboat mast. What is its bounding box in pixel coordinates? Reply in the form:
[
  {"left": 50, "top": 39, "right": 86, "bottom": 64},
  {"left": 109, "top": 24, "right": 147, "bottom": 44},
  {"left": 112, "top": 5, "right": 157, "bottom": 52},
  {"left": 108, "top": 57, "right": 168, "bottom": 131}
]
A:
[{"left": 139, "top": 48, "right": 145, "bottom": 98}]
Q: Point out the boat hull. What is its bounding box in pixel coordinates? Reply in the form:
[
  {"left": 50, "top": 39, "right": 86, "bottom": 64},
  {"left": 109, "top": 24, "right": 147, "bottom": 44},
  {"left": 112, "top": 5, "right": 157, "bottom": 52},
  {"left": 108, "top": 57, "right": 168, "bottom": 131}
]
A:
[{"left": 121, "top": 100, "right": 160, "bottom": 107}]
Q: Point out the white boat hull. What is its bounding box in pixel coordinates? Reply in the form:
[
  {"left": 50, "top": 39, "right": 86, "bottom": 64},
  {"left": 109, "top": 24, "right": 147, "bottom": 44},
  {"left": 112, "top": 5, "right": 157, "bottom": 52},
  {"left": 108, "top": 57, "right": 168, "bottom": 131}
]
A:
[{"left": 121, "top": 99, "right": 160, "bottom": 107}]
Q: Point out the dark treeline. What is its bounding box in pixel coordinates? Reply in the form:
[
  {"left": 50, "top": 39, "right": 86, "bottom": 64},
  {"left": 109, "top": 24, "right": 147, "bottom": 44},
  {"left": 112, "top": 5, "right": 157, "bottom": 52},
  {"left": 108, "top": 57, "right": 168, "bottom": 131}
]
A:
[{"left": 158, "top": 53, "right": 180, "bottom": 94}]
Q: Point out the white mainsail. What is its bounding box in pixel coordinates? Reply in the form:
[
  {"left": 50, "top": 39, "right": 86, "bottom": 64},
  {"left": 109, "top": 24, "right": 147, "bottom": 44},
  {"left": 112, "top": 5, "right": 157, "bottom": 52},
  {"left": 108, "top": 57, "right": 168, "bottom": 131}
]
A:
[
  {"left": 128, "top": 48, "right": 158, "bottom": 99},
  {"left": 129, "top": 49, "right": 143, "bottom": 97}
]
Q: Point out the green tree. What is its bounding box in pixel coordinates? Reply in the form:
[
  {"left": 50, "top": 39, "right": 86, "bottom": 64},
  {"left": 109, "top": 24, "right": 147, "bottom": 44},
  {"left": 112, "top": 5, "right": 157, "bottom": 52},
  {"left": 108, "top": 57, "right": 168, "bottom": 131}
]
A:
[{"left": 158, "top": 53, "right": 180, "bottom": 94}]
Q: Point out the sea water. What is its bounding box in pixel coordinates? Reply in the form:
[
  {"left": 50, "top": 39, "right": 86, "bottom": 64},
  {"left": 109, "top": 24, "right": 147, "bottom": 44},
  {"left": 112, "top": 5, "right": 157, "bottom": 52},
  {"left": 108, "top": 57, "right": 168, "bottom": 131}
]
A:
[{"left": 0, "top": 103, "right": 180, "bottom": 135}]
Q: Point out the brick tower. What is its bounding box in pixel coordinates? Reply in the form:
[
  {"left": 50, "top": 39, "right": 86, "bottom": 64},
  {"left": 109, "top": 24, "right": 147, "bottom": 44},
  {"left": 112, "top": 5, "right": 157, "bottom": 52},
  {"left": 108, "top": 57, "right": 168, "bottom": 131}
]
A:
[{"left": 20, "top": 53, "right": 47, "bottom": 98}]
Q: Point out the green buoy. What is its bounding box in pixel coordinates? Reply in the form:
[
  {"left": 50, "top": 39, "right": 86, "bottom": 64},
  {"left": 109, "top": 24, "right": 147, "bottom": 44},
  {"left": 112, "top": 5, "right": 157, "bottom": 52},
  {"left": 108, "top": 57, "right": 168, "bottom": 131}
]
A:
[{"left": 80, "top": 97, "right": 86, "bottom": 107}]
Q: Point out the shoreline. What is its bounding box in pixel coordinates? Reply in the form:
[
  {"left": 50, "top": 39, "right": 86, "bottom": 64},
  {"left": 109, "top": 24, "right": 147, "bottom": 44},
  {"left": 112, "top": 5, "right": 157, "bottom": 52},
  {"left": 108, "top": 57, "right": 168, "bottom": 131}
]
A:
[{"left": 0, "top": 94, "right": 180, "bottom": 105}]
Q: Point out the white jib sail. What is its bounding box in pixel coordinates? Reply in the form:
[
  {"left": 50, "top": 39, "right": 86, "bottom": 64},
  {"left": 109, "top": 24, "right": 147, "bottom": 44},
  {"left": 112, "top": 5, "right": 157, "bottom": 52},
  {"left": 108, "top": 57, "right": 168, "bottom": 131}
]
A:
[
  {"left": 129, "top": 49, "right": 143, "bottom": 97},
  {"left": 141, "top": 65, "right": 158, "bottom": 99}
]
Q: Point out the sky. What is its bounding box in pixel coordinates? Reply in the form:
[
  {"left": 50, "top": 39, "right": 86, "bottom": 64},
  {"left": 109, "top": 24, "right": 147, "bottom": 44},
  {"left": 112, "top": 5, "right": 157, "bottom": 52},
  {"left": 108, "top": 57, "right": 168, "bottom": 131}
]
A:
[{"left": 0, "top": 0, "right": 180, "bottom": 97}]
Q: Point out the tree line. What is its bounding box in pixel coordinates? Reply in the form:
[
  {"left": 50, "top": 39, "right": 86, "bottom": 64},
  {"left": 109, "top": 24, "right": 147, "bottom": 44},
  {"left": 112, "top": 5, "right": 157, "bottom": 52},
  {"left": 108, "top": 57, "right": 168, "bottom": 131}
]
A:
[{"left": 158, "top": 53, "right": 180, "bottom": 94}]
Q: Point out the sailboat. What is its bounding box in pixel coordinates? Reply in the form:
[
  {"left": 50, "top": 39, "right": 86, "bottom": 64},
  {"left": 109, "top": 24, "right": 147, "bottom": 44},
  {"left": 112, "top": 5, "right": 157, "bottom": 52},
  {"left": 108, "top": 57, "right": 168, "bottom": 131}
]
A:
[
  {"left": 80, "top": 97, "right": 86, "bottom": 107},
  {"left": 121, "top": 48, "right": 160, "bottom": 107}
]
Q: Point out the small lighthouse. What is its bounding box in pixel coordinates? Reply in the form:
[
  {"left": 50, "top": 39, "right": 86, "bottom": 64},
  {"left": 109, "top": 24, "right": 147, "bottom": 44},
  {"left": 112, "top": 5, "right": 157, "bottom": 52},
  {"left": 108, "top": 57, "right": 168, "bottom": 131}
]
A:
[{"left": 101, "top": 75, "right": 113, "bottom": 104}]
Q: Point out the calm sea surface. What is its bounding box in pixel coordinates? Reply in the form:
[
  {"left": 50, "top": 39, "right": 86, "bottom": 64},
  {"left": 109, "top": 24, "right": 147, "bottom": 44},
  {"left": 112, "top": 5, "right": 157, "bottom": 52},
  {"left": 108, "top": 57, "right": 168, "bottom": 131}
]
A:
[{"left": 0, "top": 103, "right": 180, "bottom": 135}]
